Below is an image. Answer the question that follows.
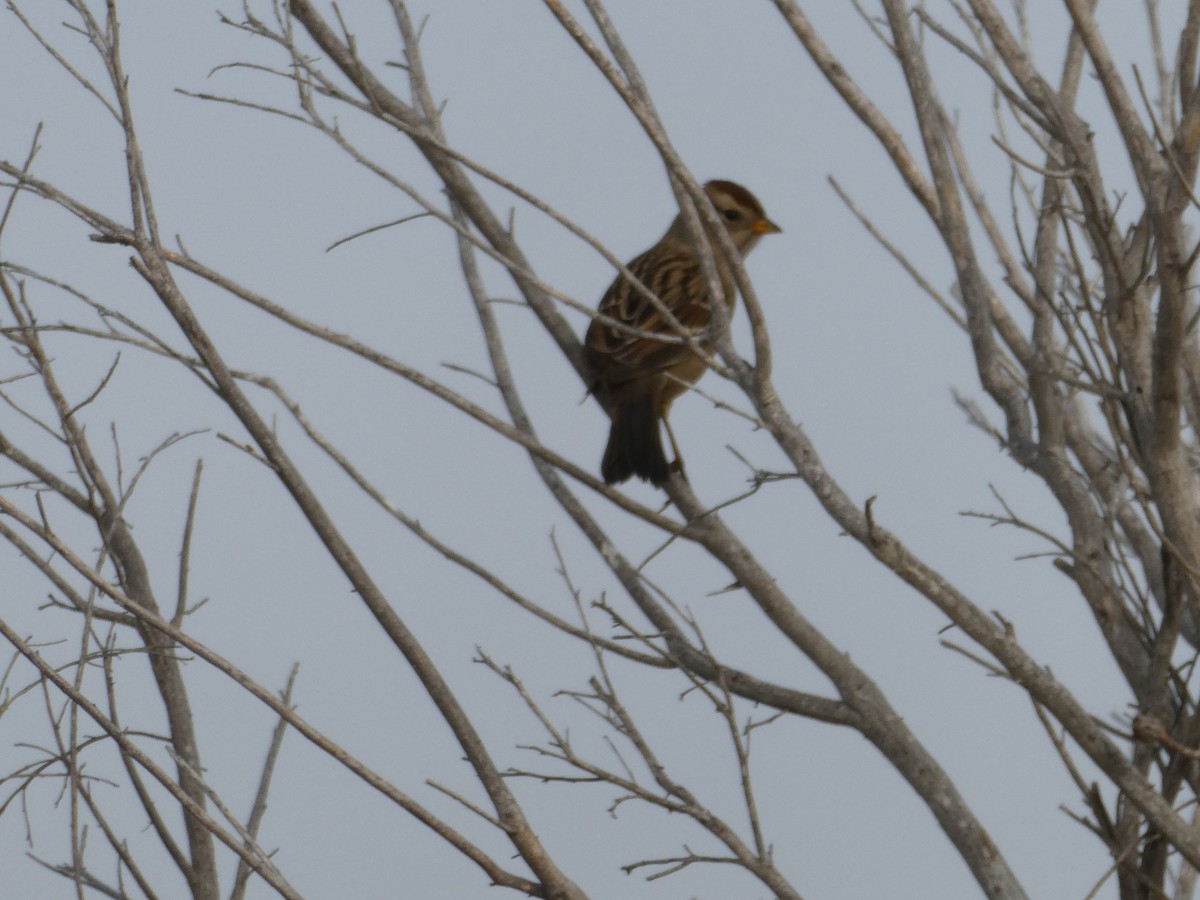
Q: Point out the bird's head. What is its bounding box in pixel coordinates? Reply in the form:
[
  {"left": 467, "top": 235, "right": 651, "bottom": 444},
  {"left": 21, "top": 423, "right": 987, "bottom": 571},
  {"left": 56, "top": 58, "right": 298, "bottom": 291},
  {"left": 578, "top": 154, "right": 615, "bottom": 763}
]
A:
[{"left": 704, "top": 179, "right": 781, "bottom": 255}]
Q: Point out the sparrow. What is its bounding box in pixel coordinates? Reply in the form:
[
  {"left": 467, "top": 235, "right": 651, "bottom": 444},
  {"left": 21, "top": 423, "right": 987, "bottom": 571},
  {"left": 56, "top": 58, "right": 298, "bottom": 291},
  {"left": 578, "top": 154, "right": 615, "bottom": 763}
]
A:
[{"left": 585, "top": 180, "right": 780, "bottom": 486}]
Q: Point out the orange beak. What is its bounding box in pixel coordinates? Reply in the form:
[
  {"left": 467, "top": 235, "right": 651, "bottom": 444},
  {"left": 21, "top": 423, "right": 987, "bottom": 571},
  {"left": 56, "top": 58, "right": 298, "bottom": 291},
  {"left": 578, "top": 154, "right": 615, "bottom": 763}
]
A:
[{"left": 752, "top": 217, "right": 782, "bottom": 235}]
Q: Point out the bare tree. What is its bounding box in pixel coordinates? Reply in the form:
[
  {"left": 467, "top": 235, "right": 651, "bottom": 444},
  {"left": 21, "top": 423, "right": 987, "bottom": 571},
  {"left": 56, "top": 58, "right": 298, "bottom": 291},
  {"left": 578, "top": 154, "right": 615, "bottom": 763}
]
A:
[{"left": 3, "top": 1, "right": 1200, "bottom": 898}]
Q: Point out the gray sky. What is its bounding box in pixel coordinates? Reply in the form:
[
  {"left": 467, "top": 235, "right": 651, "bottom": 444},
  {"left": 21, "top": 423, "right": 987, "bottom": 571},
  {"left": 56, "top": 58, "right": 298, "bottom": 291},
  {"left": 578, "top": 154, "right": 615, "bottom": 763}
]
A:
[{"left": 0, "top": 2, "right": 1168, "bottom": 897}]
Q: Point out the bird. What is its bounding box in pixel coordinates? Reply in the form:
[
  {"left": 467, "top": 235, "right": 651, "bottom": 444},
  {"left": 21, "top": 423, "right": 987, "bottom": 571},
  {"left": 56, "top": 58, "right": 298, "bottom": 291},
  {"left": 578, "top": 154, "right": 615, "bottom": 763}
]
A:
[{"left": 584, "top": 180, "right": 780, "bottom": 486}]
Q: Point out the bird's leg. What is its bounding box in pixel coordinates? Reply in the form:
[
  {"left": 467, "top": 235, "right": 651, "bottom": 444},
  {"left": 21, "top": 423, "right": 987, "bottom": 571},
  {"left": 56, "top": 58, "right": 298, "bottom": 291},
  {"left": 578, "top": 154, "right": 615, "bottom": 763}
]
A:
[{"left": 662, "top": 416, "right": 688, "bottom": 481}]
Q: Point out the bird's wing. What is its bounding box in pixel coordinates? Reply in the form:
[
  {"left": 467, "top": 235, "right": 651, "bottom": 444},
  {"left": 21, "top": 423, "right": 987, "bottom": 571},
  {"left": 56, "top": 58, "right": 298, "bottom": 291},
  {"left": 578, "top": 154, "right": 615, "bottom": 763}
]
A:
[{"left": 584, "top": 243, "right": 712, "bottom": 386}]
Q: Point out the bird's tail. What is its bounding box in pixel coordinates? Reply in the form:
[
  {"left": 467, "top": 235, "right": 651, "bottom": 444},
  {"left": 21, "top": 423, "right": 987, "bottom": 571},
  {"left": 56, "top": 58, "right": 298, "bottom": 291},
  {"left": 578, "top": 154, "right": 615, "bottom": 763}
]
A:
[{"left": 601, "top": 386, "right": 670, "bottom": 486}]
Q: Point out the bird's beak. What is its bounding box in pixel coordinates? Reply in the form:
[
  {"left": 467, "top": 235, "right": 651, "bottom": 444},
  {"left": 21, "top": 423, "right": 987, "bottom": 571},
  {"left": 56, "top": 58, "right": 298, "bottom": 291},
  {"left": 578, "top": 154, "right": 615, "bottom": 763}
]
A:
[{"left": 752, "top": 217, "right": 782, "bottom": 235}]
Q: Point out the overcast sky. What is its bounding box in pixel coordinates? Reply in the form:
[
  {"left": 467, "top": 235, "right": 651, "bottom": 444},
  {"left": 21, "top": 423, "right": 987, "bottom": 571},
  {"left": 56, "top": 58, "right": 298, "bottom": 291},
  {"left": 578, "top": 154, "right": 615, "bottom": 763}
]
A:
[{"left": 0, "top": 2, "right": 1174, "bottom": 898}]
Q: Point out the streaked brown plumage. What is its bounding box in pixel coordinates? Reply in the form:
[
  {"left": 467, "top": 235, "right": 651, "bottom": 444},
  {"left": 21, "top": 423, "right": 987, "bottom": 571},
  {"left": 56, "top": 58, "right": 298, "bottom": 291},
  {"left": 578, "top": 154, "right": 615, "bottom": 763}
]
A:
[{"left": 585, "top": 180, "right": 781, "bottom": 486}]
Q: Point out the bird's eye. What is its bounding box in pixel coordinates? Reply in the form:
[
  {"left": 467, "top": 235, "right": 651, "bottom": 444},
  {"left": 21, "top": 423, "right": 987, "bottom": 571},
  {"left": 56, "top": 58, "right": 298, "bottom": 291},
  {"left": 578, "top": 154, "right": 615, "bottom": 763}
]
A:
[{"left": 722, "top": 208, "right": 742, "bottom": 222}]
